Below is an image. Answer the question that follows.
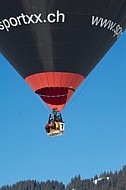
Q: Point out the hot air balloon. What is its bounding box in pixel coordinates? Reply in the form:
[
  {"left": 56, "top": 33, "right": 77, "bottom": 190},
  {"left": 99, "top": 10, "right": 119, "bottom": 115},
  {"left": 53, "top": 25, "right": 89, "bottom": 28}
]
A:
[{"left": 0, "top": 0, "right": 126, "bottom": 136}]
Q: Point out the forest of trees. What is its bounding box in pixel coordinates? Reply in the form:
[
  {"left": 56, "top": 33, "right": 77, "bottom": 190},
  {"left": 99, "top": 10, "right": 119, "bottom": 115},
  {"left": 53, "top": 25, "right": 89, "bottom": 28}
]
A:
[{"left": 1, "top": 165, "right": 126, "bottom": 190}]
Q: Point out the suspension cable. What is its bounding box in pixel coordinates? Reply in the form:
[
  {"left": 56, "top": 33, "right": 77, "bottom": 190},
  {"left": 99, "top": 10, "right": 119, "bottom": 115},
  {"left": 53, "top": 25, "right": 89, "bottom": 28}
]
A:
[
  {"left": 37, "top": 95, "right": 50, "bottom": 113},
  {"left": 65, "top": 71, "right": 94, "bottom": 109}
]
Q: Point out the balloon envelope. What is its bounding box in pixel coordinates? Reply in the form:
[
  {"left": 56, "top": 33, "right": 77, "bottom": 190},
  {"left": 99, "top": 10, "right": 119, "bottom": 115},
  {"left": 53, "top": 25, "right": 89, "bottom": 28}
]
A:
[{"left": 0, "top": 0, "right": 126, "bottom": 111}]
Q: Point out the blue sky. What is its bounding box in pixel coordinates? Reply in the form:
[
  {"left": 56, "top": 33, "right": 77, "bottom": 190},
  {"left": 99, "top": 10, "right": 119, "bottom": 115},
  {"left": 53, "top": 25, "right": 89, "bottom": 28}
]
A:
[{"left": 0, "top": 31, "right": 126, "bottom": 187}]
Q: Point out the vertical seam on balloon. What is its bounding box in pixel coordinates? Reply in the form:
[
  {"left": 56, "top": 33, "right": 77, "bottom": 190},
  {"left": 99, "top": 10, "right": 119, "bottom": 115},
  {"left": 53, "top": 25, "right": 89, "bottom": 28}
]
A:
[
  {"left": 59, "top": 72, "right": 64, "bottom": 109},
  {"left": 33, "top": 74, "right": 40, "bottom": 90},
  {"left": 72, "top": 74, "right": 80, "bottom": 89},
  {"left": 53, "top": 72, "right": 56, "bottom": 107},
  {"left": 63, "top": 73, "right": 71, "bottom": 105},
  {"left": 38, "top": 73, "right": 45, "bottom": 90},
  {"left": 45, "top": 73, "right": 52, "bottom": 106},
  {"left": 60, "top": 72, "right": 65, "bottom": 106},
  {"left": 59, "top": 72, "right": 63, "bottom": 107},
  {"left": 65, "top": 73, "right": 74, "bottom": 104},
  {"left": 50, "top": 72, "right": 55, "bottom": 107}
]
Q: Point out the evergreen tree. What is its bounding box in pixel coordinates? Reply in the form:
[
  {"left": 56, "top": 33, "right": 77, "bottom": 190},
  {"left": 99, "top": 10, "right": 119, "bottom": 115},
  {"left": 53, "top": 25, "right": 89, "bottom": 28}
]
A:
[{"left": 1, "top": 165, "right": 126, "bottom": 190}]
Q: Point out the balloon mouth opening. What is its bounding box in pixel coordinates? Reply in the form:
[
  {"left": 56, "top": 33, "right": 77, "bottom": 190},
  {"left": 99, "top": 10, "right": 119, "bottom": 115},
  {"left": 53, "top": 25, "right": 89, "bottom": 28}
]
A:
[
  {"left": 25, "top": 72, "right": 84, "bottom": 111},
  {"left": 35, "top": 87, "right": 70, "bottom": 105}
]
